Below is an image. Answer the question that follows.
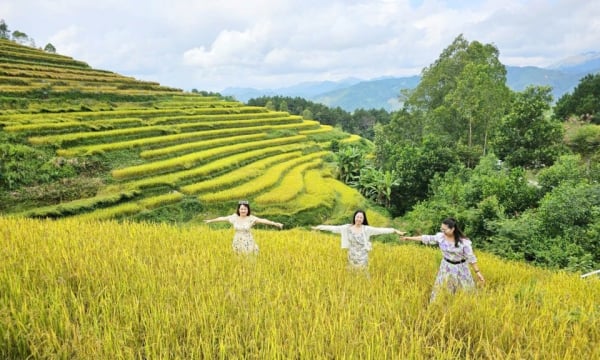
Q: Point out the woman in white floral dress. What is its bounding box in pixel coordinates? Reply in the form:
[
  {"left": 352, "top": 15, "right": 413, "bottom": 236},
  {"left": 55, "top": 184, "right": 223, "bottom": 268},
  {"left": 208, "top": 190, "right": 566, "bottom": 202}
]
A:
[
  {"left": 402, "top": 217, "right": 485, "bottom": 301},
  {"left": 312, "top": 210, "right": 405, "bottom": 269},
  {"left": 204, "top": 201, "right": 283, "bottom": 254}
]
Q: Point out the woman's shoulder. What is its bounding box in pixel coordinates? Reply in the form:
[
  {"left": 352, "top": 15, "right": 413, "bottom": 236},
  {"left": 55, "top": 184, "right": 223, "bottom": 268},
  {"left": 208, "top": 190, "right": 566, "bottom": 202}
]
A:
[
  {"left": 461, "top": 237, "right": 472, "bottom": 245},
  {"left": 426, "top": 232, "right": 445, "bottom": 242}
]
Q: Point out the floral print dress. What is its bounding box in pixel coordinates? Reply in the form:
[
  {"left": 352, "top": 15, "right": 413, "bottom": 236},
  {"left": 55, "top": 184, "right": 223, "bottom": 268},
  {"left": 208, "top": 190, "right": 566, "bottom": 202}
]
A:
[
  {"left": 347, "top": 230, "right": 371, "bottom": 268},
  {"left": 313, "top": 224, "right": 396, "bottom": 268},
  {"left": 228, "top": 214, "right": 259, "bottom": 254},
  {"left": 422, "top": 232, "right": 477, "bottom": 301}
]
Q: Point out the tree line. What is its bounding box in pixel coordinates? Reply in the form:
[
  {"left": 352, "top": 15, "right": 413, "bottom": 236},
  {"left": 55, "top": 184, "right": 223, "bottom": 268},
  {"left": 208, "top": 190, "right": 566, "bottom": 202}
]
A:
[
  {"left": 246, "top": 96, "right": 391, "bottom": 140},
  {"left": 0, "top": 19, "right": 56, "bottom": 53}
]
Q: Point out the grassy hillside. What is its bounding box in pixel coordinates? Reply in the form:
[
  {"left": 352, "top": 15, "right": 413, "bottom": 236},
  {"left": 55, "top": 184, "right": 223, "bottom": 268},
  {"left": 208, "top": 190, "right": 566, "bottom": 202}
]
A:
[
  {"left": 0, "top": 38, "right": 380, "bottom": 226},
  {"left": 1, "top": 216, "right": 598, "bottom": 358}
]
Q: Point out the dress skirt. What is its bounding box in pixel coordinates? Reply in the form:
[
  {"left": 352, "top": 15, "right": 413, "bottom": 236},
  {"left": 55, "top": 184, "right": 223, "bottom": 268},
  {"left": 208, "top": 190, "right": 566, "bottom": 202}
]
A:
[{"left": 430, "top": 259, "right": 475, "bottom": 301}]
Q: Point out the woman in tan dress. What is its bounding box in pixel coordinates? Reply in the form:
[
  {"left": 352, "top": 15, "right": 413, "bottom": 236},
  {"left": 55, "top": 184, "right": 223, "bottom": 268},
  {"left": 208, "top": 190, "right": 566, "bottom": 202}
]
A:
[{"left": 204, "top": 201, "right": 283, "bottom": 254}]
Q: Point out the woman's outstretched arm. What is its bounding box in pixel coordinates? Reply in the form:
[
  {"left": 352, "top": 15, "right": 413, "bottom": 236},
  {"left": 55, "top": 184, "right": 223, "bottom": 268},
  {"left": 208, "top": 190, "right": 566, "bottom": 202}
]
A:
[
  {"left": 367, "top": 226, "right": 406, "bottom": 236},
  {"left": 254, "top": 217, "right": 284, "bottom": 229},
  {"left": 204, "top": 216, "right": 230, "bottom": 224},
  {"left": 401, "top": 235, "right": 423, "bottom": 241},
  {"left": 311, "top": 225, "right": 344, "bottom": 233}
]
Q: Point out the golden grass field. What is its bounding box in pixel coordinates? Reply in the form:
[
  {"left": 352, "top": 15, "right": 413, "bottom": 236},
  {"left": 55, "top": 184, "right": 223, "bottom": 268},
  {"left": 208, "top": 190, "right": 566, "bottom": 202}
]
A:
[{"left": 1, "top": 216, "right": 599, "bottom": 359}]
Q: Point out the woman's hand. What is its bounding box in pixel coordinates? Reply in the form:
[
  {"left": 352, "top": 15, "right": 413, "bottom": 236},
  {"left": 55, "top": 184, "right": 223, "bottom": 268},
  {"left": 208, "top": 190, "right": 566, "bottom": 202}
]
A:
[{"left": 476, "top": 271, "right": 485, "bottom": 283}]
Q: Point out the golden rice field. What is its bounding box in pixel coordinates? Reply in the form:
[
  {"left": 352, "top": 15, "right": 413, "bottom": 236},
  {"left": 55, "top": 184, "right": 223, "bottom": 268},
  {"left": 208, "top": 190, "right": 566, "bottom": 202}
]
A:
[
  {"left": 3, "top": 39, "right": 363, "bottom": 222},
  {"left": 1, "top": 216, "right": 599, "bottom": 359}
]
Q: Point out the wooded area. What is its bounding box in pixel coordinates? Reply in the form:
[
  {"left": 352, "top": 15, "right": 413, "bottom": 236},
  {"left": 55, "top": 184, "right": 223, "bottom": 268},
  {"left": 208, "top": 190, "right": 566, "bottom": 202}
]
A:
[{"left": 252, "top": 35, "right": 600, "bottom": 272}]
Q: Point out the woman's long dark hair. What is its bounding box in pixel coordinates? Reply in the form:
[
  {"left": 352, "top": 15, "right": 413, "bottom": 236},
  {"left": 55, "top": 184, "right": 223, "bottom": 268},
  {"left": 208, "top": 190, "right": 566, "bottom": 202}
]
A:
[
  {"left": 443, "top": 217, "right": 465, "bottom": 248},
  {"left": 352, "top": 210, "right": 369, "bottom": 225}
]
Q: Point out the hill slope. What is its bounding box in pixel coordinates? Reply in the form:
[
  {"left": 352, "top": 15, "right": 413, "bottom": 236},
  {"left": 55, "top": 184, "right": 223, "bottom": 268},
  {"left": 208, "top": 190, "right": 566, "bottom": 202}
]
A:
[{"left": 0, "top": 39, "right": 380, "bottom": 225}]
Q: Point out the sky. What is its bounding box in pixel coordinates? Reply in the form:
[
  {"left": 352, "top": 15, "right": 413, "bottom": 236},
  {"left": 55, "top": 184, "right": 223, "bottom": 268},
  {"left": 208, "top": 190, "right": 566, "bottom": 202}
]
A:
[{"left": 2, "top": 0, "right": 599, "bottom": 92}]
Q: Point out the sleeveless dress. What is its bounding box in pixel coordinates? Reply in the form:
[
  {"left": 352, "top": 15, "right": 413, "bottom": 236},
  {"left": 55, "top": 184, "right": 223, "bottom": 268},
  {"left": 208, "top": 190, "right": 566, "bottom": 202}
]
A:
[{"left": 228, "top": 214, "right": 259, "bottom": 254}]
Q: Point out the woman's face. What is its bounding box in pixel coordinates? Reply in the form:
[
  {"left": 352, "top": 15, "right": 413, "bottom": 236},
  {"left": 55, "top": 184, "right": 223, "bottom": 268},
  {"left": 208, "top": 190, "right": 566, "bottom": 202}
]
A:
[
  {"left": 239, "top": 204, "right": 249, "bottom": 216},
  {"left": 354, "top": 212, "right": 365, "bottom": 225},
  {"left": 440, "top": 223, "right": 454, "bottom": 235}
]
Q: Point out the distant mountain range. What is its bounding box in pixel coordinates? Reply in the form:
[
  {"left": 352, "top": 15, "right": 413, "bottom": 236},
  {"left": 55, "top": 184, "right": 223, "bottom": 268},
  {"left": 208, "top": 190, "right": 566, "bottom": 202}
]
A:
[{"left": 222, "top": 52, "right": 600, "bottom": 112}]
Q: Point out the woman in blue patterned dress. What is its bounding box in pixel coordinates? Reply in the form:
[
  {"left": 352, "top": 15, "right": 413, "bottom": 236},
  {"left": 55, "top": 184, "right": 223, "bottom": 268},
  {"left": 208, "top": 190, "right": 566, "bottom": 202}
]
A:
[
  {"left": 312, "top": 210, "right": 406, "bottom": 269},
  {"left": 401, "top": 218, "right": 485, "bottom": 301},
  {"left": 204, "top": 201, "right": 283, "bottom": 254}
]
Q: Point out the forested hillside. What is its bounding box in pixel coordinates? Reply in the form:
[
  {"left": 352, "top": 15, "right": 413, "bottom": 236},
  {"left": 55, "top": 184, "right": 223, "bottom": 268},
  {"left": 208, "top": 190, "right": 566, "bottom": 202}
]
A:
[
  {"left": 359, "top": 35, "right": 600, "bottom": 272},
  {"left": 250, "top": 36, "right": 600, "bottom": 274},
  {"left": 0, "top": 38, "right": 383, "bottom": 227}
]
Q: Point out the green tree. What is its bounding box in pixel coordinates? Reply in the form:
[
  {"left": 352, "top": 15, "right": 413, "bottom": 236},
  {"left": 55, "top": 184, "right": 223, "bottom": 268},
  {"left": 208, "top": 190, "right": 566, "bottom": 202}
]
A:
[
  {"left": 554, "top": 73, "right": 600, "bottom": 123},
  {"left": 406, "top": 35, "right": 471, "bottom": 113},
  {"left": 302, "top": 108, "right": 313, "bottom": 120},
  {"left": 565, "top": 123, "right": 600, "bottom": 174},
  {"left": 537, "top": 155, "right": 586, "bottom": 194},
  {"left": 335, "top": 145, "right": 366, "bottom": 183},
  {"left": 278, "top": 100, "right": 288, "bottom": 112},
  {"left": 387, "top": 136, "right": 459, "bottom": 215},
  {"left": 265, "top": 100, "right": 276, "bottom": 111},
  {"left": 493, "top": 86, "right": 564, "bottom": 168},
  {"left": 11, "top": 30, "right": 29, "bottom": 45},
  {"left": 402, "top": 35, "right": 509, "bottom": 167},
  {"left": 374, "top": 169, "right": 399, "bottom": 208},
  {"left": 43, "top": 43, "right": 57, "bottom": 53},
  {"left": 446, "top": 62, "right": 510, "bottom": 161},
  {"left": 353, "top": 167, "right": 399, "bottom": 207},
  {"left": 462, "top": 154, "right": 539, "bottom": 216},
  {"left": 247, "top": 96, "right": 353, "bottom": 127},
  {"left": 535, "top": 182, "right": 600, "bottom": 269},
  {"left": 339, "top": 108, "right": 390, "bottom": 140},
  {"left": 374, "top": 109, "right": 425, "bottom": 167},
  {"left": 0, "top": 19, "right": 10, "bottom": 39}
]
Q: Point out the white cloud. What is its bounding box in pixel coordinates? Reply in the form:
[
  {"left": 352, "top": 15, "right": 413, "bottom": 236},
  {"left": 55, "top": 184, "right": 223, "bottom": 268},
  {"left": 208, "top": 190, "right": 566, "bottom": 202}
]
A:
[
  {"left": 47, "top": 26, "right": 81, "bottom": 55},
  {"left": 183, "top": 23, "right": 273, "bottom": 68},
  {"left": 2, "top": 0, "right": 599, "bottom": 91}
]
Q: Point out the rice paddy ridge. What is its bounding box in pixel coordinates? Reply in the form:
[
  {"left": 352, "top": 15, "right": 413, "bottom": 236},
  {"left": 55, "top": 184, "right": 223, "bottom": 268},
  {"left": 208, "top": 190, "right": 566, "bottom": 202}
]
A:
[{"left": 1, "top": 39, "right": 373, "bottom": 224}]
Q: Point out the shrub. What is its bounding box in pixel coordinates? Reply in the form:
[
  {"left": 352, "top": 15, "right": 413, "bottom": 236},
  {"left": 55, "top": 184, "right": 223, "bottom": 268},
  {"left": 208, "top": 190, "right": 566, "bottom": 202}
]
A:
[{"left": 0, "top": 143, "right": 47, "bottom": 189}]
